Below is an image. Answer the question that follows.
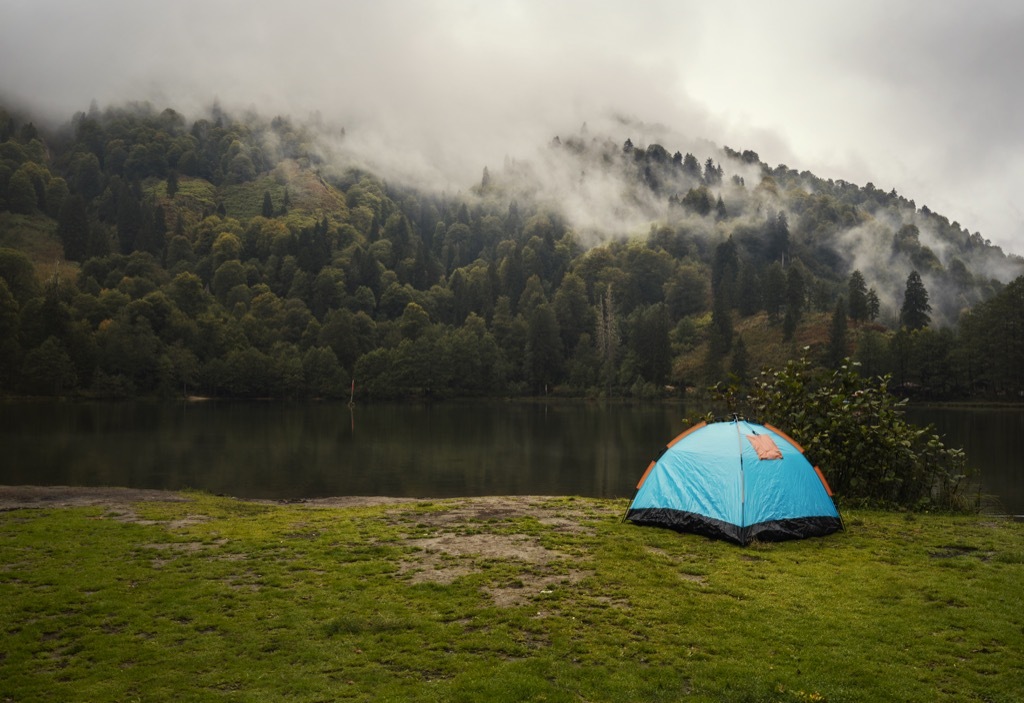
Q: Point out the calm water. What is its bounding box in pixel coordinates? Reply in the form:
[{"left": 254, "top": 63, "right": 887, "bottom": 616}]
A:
[
  {"left": 0, "top": 401, "right": 686, "bottom": 501},
  {"left": 905, "top": 406, "right": 1024, "bottom": 515},
  {"left": 1, "top": 401, "right": 1020, "bottom": 514}
]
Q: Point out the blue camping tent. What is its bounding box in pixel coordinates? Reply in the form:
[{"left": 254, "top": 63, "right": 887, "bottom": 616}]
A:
[{"left": 626, "top": 418, "right": 842, "bottom": 545}]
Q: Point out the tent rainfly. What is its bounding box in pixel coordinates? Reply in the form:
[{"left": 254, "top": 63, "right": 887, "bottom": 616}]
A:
[{"left": 625, "top": 418, "right": 842, "bottom": 545}]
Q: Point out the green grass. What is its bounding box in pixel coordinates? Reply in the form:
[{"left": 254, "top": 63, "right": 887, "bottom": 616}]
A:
[
  {"left": 1, "top": 494, "right": 1022, "bottom": 702},
  {"left": 219, "top": 175, "right": 287, "bottom": 220},
  {"left": 219, "top": 162, "right": 348, "bottom": 225},
  {"left": 0, "top": 211, "right": 68, "bottom": 280}
]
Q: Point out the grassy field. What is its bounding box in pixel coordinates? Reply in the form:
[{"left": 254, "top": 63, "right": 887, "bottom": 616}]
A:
[
  {"left": 0, "top": 212, "right": 71, "bottom": 282},
  {"left": 1, "top": 491, "right": 1022, "bottom": 702}
]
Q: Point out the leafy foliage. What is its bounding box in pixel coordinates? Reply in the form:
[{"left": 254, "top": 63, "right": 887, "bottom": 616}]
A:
[
  {"left": 719, "top": 356, "right": 973, "bottom": 510},
  {"left": 0, "top": 99, "right": 1022, "bottom": 400}
]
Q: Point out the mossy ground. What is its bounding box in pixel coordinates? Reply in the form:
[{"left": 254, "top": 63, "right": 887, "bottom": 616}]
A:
[{"left": 1, "top": 491, "right": 1022, "bottom": 702}]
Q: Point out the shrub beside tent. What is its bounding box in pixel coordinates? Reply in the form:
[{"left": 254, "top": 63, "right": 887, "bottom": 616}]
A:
[{"left": 625, "top": 418, "right": 842, "bottom": 545}]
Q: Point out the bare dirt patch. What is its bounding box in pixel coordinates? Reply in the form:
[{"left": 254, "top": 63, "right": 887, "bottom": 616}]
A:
[
  {"left": 0, "top": 485, "right": 191, "bottom": 511},
  {"left": 407, "top": 532, "right": 563, "bottom": 562},
  {"left": 390, "top": 497, "right": 615, "bottom": 606}
]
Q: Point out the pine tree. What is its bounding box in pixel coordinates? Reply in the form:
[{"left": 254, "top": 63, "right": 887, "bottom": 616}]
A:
[
  {"left": 56, "top": 195, "right": 89, "bottom": 262},
  {"left": 782, "top": 265, "right": 805, "bottom": 341},
  {"left": 827, "top": 296, "right": 848, "bottom": 368},
  {"left": 595, "top": 286, "right": 620, "bottom": 393},
  {"left": 729, "top": 334, "right": 749, "bottom": 385},
  {"left": 715, "top": 195, "right": 727, "bottom": 220},
  {"left": 763, "top": 262, "right": 786, "bottom": 321},
  {"left": 262, "top": 191, "right": 274, "bottom": 218},
  {"left": 166, "top": 169, "right": 179, "bottom": 199},
  {"left": 767, "top": 211, "right": 789, "bottom": 262},
  {"left": 703, "top": 158, "right": 722, "bottom": 185},
  {"left": 525, "top": 303, "right": 563, "bottom": 393},
  {"left": 737, "top": 262, "right": 760, "bottom": 317},
  {"left": 848, "top": 270, "right": 869, "bottom": 323},
  {"left": 711, "top": 237, "right": 738, "bottom": 309},
  {"left": 134, "top": 199, "right": 164, "bottom": 257},
  {"left": 866, "top": 289, "right": 880, "bottom": 321},
  {"left": 710, "top": 284, "right": 733, "bottom": 354},
  {"left": 900, "top": 270, "right": 931, "bottom": 330},
  {"left": 116, "top": 181, "right": 142, "bottom": 254},
  {"left": 631, "top": 304, "right": 671, "bottom": 385}
]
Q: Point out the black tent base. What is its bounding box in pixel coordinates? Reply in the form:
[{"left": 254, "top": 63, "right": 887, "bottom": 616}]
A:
[{"left": 626, "top": 508, "right": 843, "bottom": 546}]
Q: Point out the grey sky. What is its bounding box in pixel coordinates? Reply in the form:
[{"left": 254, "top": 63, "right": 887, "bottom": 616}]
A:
[{"left": 2, "top": 0, "right": 1021, "bottom": 255}]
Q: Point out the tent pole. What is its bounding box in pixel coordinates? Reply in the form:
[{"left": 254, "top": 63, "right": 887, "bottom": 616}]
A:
[
  {"left": 734, "top": 417, "right": 745, "bottom": 534},
  {"left": 619, "top": 499, "right": 633, "bottom": 524}
]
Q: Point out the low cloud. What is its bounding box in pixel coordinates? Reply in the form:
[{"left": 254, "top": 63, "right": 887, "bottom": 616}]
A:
[{"left": 1, "top": 0, "right": 1021, "bottom": 254}]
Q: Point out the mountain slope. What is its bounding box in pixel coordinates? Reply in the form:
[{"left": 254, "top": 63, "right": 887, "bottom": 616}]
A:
[{"left": 0, "top": 100, "right": 1021, "bottom": 400}]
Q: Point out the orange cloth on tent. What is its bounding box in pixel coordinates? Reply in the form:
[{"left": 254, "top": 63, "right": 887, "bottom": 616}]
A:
[{"left": 746, "top": 434, "right": 783, "bottom": 460}]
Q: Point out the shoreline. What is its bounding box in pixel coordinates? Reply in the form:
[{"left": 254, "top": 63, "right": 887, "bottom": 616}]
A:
[
  {"left": 5, "top": 485, "right": 1022, "bottom": 521},
  {"left": 0, "top": 485, "right": 570, "bottom": 512}
]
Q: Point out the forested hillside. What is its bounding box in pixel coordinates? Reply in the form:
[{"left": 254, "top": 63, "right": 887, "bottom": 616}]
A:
[{"left": 0, "top": 101, "right": 1021, "bottom": 400}]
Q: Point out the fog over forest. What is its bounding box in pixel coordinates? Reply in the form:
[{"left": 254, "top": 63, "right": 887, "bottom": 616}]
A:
[{"left": 2, "top": 0, "right": 1023, "bottom": 256}]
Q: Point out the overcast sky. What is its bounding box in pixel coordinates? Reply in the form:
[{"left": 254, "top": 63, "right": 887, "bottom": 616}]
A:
[{"left": 2, "top": 0, "right": 1022, "bottom": 255}]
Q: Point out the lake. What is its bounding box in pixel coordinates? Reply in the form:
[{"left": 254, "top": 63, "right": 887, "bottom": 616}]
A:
[
  {"left": 905, "top": 405, "right": 1024, "bottom": 516},
  {"left": 1, "top": 400, "right": 1020, "bottom": 514}
]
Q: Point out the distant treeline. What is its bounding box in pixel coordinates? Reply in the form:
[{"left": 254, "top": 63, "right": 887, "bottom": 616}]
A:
[{"left": 0, "top": 102, "right": 1021, "bottom": 401}]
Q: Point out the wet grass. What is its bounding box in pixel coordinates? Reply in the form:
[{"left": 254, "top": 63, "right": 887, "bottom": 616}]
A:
[{"left": 1, "top": 493, "right": 1022, "bottom": 702}]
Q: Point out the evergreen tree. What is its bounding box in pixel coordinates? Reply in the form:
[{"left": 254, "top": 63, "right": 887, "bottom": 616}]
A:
[
  {"left": 45, "top": 177, "right": 69, "bottom": 219},
  {"left": 116, "top": 181, "right": 142, "bottom": 254},
  {"left": 715, "top": 195, "right": 727, "bottom": 220},
  {"left": 729, "top": 334, "right": 749, "bottom": 385},
  {"left": 630, "top": 304, "right": 671, "bottom": 385},
  {"left": 781, "top": 265, "right": 806, "bottom": 342},
  {"left": 767, "top": 211, "right": 789, "bottom": 263},
  {"left": 56, "top": 194, "right": 89, "bottom": 262},
  {"left": 166, "top": 169, "right": 178, "bottom": 199},
  {"left": 703, "top": 158, "right": 722, "bottom": 185},
  {"left": 762, "top": 262, "right": 786, "bottom": 321},
  {"left": 681, "top": 186, "right": 713, "bottom": 216},
  {"left": 737, "top": 261, "right": 760, "bottom": 317},
  {"left": 866, "top": 288, "right": 880, "bottom": 322},
  {"left": 525, "top": 303, "right": 562, "bottom": 393},
  {"left": 682, "top": 153, "right": 701, "bottom": 178},
  {"left": 262, "top": 191, "right": 274, "bottom": 218},
  {"left": 134, "top": 199, "right": 165, "bottom": 257},
  {"left": 86, "top": 221, "right": 111, "bottom": 260},
  {"left": 848, "top": 270, "right": 869, "bottom": 323},
  {"left": 900, "top": 270, "right": 931, "bottom": 330},
  {"left": 595, "top": 286, "right": 620, "bottom": 393},
  {"left": 711, "top": 237, "right": 738, "bottom": 309},
  {"left": 785, "top": 265, "right": 805, "bottom": 326},
  {"left": 710, "top": 283, "right": 733, "bottom": 354},
  {"left": 826, "top": 296, "right": 848, "bottom": 368},
  {"left": 553, "top": 272, "right": 592, "bottom": 353}
]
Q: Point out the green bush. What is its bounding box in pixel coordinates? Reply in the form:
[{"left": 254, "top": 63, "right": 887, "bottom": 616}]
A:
[{"left": 717, "top": 355, "right": 974, "bottom": 511}]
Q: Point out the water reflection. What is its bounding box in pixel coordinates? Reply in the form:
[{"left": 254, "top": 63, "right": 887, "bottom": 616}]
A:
[
  {"left": 906, "top": 406, "right": 1024, "bottom": 515},
  {"left": 2, "top": 401, "right": 1019, "bottom": 514},
  {"left": 0, "top": 400, "right": 687, "bottom": 501}
]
